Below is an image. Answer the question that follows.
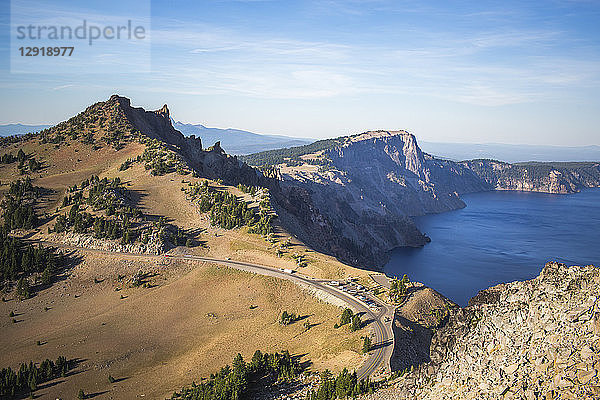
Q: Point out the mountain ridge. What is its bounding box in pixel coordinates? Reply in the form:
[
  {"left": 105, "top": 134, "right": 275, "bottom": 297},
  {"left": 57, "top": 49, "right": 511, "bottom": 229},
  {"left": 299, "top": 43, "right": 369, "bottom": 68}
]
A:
[
  {"left": 173, "top": 120, "right": 312, "bottom": 155},
  {"left": 251, "top": 130, "right": 600, "bottom": 267},
  {"left": 6, "top": 97, "right": 598, "bottom": 269}
]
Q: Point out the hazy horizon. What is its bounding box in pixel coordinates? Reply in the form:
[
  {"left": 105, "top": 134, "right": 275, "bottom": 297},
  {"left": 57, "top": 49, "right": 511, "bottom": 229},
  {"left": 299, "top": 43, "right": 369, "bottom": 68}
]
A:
[
  {"left": 2, "top": 117, "right": 600, "bottom": 148},
  {"left": 1, "top": 0, "right": 599, "bottom": 146}
]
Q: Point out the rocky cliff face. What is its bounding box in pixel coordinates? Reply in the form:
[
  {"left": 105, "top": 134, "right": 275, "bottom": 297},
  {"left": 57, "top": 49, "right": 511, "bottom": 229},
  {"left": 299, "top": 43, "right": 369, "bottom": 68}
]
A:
[
  {"left": 272, "top": 131, "right": 489, "bottom": 267},
  {"left": 368, "top": 262, "right": 600, "bottom": 399},
  {"left": 110, "top": 95, "right": 260, "bottom": 185},
  {"left": 268, "top": 131, "right": 600, "bottom": 267},
  {"left": 461, "top": 159, "right": 600, "bottom": 194}
]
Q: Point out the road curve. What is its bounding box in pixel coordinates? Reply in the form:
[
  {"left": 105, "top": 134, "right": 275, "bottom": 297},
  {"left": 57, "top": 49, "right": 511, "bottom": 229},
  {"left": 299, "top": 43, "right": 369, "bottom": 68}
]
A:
[
  {"left": 28, "top": 241, "right": 395, "bottom": 380},
  {"left": 181, "top": 255, "right": 396, "bottom": 380}
]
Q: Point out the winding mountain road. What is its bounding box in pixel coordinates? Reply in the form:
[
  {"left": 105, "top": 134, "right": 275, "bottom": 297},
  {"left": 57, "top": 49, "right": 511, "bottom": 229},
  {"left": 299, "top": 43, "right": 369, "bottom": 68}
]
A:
[
  {"left": 32, "top": 241, "right": 395, "bottom": 379},
  {"left": 179, "top": 255, "right": 396, "bottom": 380}
]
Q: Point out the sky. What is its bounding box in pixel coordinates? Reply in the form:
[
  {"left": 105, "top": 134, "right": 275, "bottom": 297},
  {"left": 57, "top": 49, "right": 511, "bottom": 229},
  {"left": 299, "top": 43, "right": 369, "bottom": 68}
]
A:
[{"left": 0, "top": 0, "right": 599, "bottom": 145}]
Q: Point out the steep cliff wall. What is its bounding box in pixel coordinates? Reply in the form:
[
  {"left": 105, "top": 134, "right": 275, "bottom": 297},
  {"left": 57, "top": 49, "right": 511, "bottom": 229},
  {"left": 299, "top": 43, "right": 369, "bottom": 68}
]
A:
[
  {"left": 271, "top": 131, "right": 489, "bottom": 267},
  {"left": 261, "top": 132, "right": 600, "bottom": 267},
  {"left": 368, "top": 262, "right": 600, "bottom": 399},
  {"left": 460, "top": 159, "right": 600, "bottom": 194}
]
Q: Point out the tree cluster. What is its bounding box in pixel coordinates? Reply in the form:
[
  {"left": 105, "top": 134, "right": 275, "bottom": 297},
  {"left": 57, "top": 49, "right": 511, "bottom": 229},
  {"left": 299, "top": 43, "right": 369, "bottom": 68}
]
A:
[
  {"left": 389, "top": 274, "right": 409, "bottom": 304},
  {"left": 1, "top": 152, "right": 17, "bottom": 164},
  {"left": 54, "top": 176, "right": 145, "bottom": 245},
  {"left": 171, "top": 350, "right": 301, "bottom": 400},
  {"left": 0, "top": 356, "right": 71, "bottom": 397},
  {"left": 247, "top": 195, "right": 274, "bottom": 236},
  {"left": 349, "top": 315, "right": 362, "bottom": 332},
  {"left": 140, "top": 138, "right": 189, "bottom": 176},
  {"left": 119, "top": 158, "right": 134, "bottom": 171},
  {"left": 0, "top": 226, "right": 60, "bottom": 286},
  {"left": 239, "top": 137, "right": 342, "bottom": 167},
  {"left": 236, "top": 184, "right": 259, "bottom": 196},
  {"left": 334, "top": 308, "right": 362, "bottom": 332},
  {"left": 187, "top": 181, "right": 272, "bottom": 235},
  {"left": 56, "top": 176, "right": 187, "bottom": 248},
  {"left": 53, "top": 204, "right": 135, "bottom": 244},
  {"left": 307, "top": 369, "right": 375, "bottom": 400},
  {"left": 361, "top": 336, "right": 372, "bottom": 354},
  {"left": 336, "top": 308, "right": 353, "bottom": 327},
  {"left": 1, "top": 178, "right": 38, "bottom": 230},
  {"left": 279, "top": 310, "right": 299, "bottom": 326}
]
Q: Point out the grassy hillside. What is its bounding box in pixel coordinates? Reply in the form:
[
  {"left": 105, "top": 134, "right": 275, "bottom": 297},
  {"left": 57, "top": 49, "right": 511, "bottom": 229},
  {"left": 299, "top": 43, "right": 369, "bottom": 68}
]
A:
[
  {"left": 0, "top": 257, "right": 364, "bottom": 399},
  {"left": 0, "top": 96, "right": 373, "bottom": 399}
]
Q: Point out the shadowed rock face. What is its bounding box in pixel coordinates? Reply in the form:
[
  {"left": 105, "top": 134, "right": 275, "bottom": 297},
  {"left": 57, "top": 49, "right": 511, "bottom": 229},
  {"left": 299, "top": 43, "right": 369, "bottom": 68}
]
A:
[
  {"left": 367, "top": 262, "right": 600, "bottom": 400},
  {"left": 460, "top": 159, "right": 600, "bottom": 194},
  {"left": 108, "top": 95, "right": 260, "bottom": 185},
  {"left": 112, "top": 95, "right": 191, "bottom": 149},
  {"left": 272, "top": 131, "right": 489, "bottom": 267}
]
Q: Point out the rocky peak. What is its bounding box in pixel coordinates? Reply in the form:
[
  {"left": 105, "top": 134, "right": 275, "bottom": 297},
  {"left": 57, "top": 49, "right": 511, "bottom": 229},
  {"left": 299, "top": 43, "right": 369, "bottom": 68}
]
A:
[
  {"left": 157, "top": 104, "right": 170, "bottom": 117},
  {"left": 347, "top": 129, "right": 413, "bottom": 143},
  {"left": 109, "top": 94, "right": 130, "bottom": 106}
]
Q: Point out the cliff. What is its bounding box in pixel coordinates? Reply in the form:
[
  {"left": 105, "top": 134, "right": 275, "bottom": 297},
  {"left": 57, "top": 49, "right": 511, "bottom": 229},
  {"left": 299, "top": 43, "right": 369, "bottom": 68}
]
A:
[
  {"left": 269, "top": 131, "right": 489, "bottom": 267},
  {"left": 368, "top": 262, "right": 600, "bottom": 399},
  {"left": 461, "top": 159, "right": 600, "bottom": 194},
  {"left": 249, "top": 131, "right": 600, "bottom": 267}
]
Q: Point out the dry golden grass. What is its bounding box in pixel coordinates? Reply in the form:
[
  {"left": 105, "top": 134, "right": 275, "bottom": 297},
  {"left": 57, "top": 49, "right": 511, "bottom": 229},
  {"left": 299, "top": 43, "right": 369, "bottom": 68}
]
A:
[
  {"left": 0, "top": 253, "right": 364, "bottom": 399},
  {"left": 1, "top": 135, "right": 374, "bottom": 399}
]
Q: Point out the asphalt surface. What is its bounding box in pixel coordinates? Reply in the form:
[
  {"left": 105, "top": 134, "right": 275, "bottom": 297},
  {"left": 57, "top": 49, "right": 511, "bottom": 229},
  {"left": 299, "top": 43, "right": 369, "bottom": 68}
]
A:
[{"left": 30, "top": 241, "right": 395, "bottom": 380}]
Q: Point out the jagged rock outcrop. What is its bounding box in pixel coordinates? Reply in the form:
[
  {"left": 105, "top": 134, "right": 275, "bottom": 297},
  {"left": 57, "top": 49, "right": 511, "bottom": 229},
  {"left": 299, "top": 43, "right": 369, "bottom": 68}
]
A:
[
  {"left": 112, "top": 95, "right": 193, "bottom": 150},
  {"left": 391, "top": 286, "right": 456, "bottom": 372},
  {"left": 45, "top": 95, "right": 261, "bottom": 186},
  {"left": 367, "top": 262, "right": 600, "bottom": 399},
  {"left": 108, "top": 95, "right": 260, "bottom": 185}
]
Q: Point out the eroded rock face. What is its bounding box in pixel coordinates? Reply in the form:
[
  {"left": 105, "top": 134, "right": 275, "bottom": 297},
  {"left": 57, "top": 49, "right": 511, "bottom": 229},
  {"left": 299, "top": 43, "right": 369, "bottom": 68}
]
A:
[
  {"left": 273, "top": 131, "right": 487, "bottom": 267},
  {"left": 368, "top": 262, "right": 600, "bottom": 399},
  {"left": 460, "top": 159, "right": 600, "bottom": 194},
  {"left": 109, "top": 95, "right": 260, "bottom": 185}
]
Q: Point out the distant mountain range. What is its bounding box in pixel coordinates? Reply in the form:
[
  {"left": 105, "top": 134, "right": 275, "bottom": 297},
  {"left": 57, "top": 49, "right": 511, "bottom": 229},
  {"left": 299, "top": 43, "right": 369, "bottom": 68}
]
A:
[
  {"left": 172, "top": 121, "right": 312, "bottom": 155},
  {"left": 2, "top": 122, "right": 597, "bottom": 162},
  {"left": 419, "top": 141, "right": 600, "bottom": 163},
  {"left": 0, "top": 123, "right": 50, "bottom": 136}
]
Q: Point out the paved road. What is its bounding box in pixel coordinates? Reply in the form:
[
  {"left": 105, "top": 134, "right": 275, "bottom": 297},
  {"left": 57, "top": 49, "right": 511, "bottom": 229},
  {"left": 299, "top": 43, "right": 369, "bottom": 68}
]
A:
[
  {"left": 180, "top": 256, "right": 396, "bottom": 380},
  {"left": 31, "top": 241, "right": 395, "bottom": 380}
]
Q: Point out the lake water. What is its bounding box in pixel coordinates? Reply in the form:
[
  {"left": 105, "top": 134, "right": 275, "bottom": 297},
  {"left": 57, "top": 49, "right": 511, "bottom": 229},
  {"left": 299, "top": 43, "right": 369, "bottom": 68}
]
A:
[{"left": 384, "top": 189, "right": 600, "bottom": 306}]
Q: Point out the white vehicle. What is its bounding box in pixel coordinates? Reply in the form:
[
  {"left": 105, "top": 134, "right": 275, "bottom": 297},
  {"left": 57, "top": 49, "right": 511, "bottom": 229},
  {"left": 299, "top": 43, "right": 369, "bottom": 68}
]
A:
[
  {"left": 283, "top": 268, "right": 294, "bottom": 274},
  {"left": 330, "top": 281, "right": 340, "bottom": 286}
]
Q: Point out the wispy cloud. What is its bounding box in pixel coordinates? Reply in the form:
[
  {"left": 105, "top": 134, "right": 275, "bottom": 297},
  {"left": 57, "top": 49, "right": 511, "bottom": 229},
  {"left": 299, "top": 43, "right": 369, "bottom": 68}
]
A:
[{"left": 146, "top": 17, "right": 600, "bottom": 106}]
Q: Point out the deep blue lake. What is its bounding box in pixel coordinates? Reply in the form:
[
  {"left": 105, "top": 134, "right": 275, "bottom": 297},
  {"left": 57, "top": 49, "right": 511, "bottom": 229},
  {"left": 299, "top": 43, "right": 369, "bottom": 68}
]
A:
[{"left": 384, "top": 188, "right": 600, "bottom": 306}]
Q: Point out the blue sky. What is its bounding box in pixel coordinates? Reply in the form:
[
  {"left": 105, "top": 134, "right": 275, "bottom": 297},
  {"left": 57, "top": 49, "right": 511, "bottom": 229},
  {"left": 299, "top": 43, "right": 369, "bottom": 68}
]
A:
[{"left": 1, "top": 0, "right": 599, "bottom": 145}]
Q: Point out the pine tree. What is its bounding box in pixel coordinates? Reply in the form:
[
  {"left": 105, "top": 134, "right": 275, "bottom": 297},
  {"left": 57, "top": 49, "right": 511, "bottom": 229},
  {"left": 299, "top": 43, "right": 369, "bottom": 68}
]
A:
[{"left": 16, "top": 277, "right": 31, "bottom": 300}]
